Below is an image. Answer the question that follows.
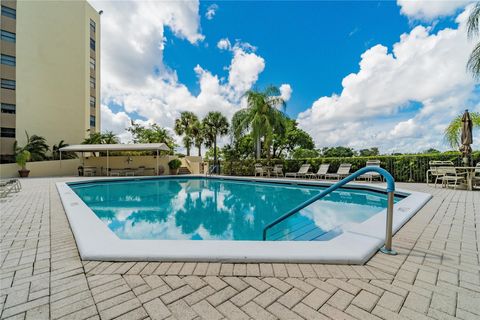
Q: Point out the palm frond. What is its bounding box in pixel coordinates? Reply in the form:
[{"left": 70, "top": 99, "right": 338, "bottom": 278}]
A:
[
  {"left": 467, "top": 42, "right": 480, "bottom": 79},
  {"left": 468, "top": 3, "right": 480, "bottom": 39}
]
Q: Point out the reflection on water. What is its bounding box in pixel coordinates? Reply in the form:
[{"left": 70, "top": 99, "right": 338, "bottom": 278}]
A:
[{"left": 70, "top": 178, "right": 400, "bottom": 241}]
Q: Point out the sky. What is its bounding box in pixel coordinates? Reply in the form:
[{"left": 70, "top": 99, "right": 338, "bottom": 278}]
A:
[{"left": 90, "top": 0, "right": 479, "bottom": 153}]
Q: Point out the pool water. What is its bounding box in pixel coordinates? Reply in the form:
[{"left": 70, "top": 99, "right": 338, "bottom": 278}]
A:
[{"left": 69, "top": 177, "right": 402, "bottom": 241}]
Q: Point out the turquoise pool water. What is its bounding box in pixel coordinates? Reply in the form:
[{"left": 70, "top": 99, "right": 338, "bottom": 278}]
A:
[{"left": 69, "top": 177, "right": 402, "bottom": 241}]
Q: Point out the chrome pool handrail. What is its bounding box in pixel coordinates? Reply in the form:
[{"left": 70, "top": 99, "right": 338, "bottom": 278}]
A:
[{"left": 261, "top": 167, "right": 397, "bottom": 255}]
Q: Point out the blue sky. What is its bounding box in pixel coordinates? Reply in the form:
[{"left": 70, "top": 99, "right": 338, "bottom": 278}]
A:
[
  {"left": 93, "top": 0, "right": 478, "bottom": 153},
  {"left": 167, "top": 1, "right": 411, "bottom": 117}
]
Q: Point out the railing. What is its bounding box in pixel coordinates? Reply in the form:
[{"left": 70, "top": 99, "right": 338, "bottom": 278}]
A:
[{"left": 262, "top": 167, "right": 397, "bottom": 255}]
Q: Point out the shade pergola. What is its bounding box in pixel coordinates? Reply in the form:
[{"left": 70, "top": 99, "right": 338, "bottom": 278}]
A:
[{"left": 59, "top": 143, "right": 170, "bottom": 175}]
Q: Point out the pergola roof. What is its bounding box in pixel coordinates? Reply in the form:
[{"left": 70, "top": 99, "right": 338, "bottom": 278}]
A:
[{"left": 59, "top": 143, "right": 170, "bottom": 152}]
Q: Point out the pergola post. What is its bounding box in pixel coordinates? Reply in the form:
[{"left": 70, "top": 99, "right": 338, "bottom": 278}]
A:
[
  {"left": 156, "top": 149, "right": 159, "bottom": 175},
  {"left": 107, "top": 150, "right": 109, "bottom": 176}
]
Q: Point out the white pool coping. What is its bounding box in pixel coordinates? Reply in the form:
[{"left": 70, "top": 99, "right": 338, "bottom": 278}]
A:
[{"left": 56, "top": 175, "right": 432, "bottom": 264}]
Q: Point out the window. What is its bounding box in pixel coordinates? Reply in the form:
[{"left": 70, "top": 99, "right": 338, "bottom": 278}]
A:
[
  {"left": 90, "top": 57, "right": 95, "bottom": 70},
  {"left": 1, "top": 5, "right": 16, "bottom": 19},
  {"left": 90, "top": 115, "right": 96, "bottom": 127},
  {"left": 90, "top": 76, "right": 95, "bottom": 89},
  {"left": 90, "top": 19, "right": 96, "bottom": 33},
  {"left": 1, "top": 54, "right": 15, "bottom": 66},
  {"left": 0, "top": 127, "right": 15, "bottom": 138},
  {"left": 0, "top": 30, "right": 15, "bottom": 43},
  {"left": 90, "top": 96, "right": 95, "bottom": 108},
  {"left": 1, "top": 103, "right": 15, "bottom": 114},
  {"left": 90, "top": 38, "right": 95, "bottom": 51},
  {"left": 1, "top": 79, "right": 15, "bottom": 90}
]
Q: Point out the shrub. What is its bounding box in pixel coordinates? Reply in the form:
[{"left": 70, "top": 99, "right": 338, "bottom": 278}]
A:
[
  {"left": 16, "top": 150, "right": 31, "bottom": 170},
  {"left": 168, "top": 158, "right": 182, "bottom": 169},
  {"left": 213, "top": 151, "right": 480, "bottom": 183}
]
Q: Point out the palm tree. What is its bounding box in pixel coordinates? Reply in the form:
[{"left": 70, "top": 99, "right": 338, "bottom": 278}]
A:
[
  {"left": 52, "top": 140, "right": 76, "bottom": 160},
  {"left": 82, "top": 131, "right": 119, "bottom": 144},
  {"left": 174, "top": 112, "right": 199, "bottom": 156},
  {"left": 467, "top": 3, "right": 480, "bottom": 78},
  {"left": 232, "top": 86, "right": 286, "bottom": 159},
  {"left": 444, "top": 111, "right": 480, "bottom": 148},
  {"left": 190, "top": 120, "right": 204, "bottom": 156},
  {"left": 202, "top": 111, "right": 229, "bottom": 171},
  {"left": 101, "top": 131, "right": 119, "bottom": 144},
  {"left": 16, "top": 131, "right": 49, "bottom": 161}
]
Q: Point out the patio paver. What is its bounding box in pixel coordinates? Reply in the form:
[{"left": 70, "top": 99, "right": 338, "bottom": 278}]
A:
[{"left": 0, "top": 178, "right": 478, "bottom": 319}]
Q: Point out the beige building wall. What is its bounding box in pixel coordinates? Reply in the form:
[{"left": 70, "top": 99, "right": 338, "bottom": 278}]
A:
[{"left": 2, "top": 0, "right": 100, "bottom": 159}]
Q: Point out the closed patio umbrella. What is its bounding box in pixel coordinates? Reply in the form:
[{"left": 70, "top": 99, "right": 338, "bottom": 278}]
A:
[{"left": 459, "top": 109, "right": 473, "bottom": 165}]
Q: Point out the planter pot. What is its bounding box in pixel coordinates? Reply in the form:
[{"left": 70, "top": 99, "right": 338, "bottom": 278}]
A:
[
  {"left": 169, "top": 168, "right": 179, "bottom": 175},
  {"left": 18, "top": 169, "right": 30, "bottom": 178}
]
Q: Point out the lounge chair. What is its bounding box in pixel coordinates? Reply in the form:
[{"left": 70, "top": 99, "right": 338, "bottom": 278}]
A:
[
  {"left": 437, "top": 166, "right": 467, "bottom": 189},
  {"left": 0, "top": 179, "right": 21, "bottom": 198},
  {"left": 358, "top": 160, "right": 382, "bottom": 182},
  {"left": 325, "top": 163, "right": 351, "bottom": 180},
  {"left": 272, "top": 164, "right": 284, "bottom": 177},
  {"left": 305, "top": 164, "right": 330, "bottom": 180},
  {"left": 254, "top": 163, "right": 266, "bottom": 177},
  {"left": 285, "top": 164, "right": 310, "bottom": 178}
]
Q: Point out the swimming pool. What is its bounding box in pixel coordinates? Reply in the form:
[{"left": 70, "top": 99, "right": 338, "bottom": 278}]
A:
[{"left": 57, "top": 176, "right": 431, "bottom": 263}]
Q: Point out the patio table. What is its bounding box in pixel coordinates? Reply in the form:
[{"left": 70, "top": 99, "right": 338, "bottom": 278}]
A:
[{"left": 455, "top": 167, "right": 476, "bottom": 191}]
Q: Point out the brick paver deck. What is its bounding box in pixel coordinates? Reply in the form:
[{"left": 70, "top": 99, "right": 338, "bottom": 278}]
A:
[{"left": 0, "top": 178, "right": 479, "bottom": 319}]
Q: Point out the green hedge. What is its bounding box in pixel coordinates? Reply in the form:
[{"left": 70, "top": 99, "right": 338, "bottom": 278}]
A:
[{"left": 214, "top": 152, "right": 480, "bottom": 183}]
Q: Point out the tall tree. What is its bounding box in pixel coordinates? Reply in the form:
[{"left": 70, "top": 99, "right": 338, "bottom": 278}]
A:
[
  {"left": 202, "top": 111, "right": 229, "bottom": 171},
  {"left": 174, "top": 112, "right": 199, "bottom": 156},
  {"left": 444, "top": 111, "right": 480, "bottom": 148},
  {"left": 16, "top": 131, "right": 49, "bottom": 161},
  {"left": 190, "top": 120, "right": 204, "bottom": 156},
  {"left": 52, "top": 140, "right": 76, "bottom": 160},
  {"left": 232, "top": 86, "right": 286, "bottom": 159},
  {"left": 126, "top": 121, "right": 175, "bottom": 149},
  {"left": 82, "top": 131, "right": 119, "bottom": 144},
  {"left": 272, "top": 118, "right": 315, "bottom": 158}
]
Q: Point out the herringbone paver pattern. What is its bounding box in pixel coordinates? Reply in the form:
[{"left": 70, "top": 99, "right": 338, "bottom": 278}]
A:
[{"left": 0, "top": 178, "right": 479, "bottom": 319}]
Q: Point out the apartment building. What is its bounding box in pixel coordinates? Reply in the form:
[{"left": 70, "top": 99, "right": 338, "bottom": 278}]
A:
[{"left": 0, "top": 0, "right": 100, "bottom": 162}]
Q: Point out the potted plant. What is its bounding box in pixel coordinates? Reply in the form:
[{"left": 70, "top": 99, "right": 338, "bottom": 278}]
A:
[
  {"left": 16, "top": 150, "right": 31, "bottom": 178},
  {"left": 168, "top": 159, "right": 182, "bottom": 175}
]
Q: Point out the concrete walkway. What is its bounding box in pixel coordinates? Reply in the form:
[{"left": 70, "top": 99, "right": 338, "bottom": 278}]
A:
[{"left": 0, "top": 178, "right": 479, "bottom": 319}]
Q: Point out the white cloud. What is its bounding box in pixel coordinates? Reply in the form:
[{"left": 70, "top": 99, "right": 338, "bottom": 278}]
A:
[
  {"left": 227, "top": 43, "right": 265, "bottom": 93},
  {"left": 100, "top": 104, "right": 133, "bottom": 142},
  {"left": 90, "top": 1, "right": 272, "bottom": 145},
  {"left": 397, "top": 0, "right": 472, "bottom": 20},
  {"left": 279, "top": 84, "right": 292, "bottom": 102},
  {"left": 297, "top": 9, "right": 480, "bottom": 153},
  {"left": 205, "top": 4, "right": 218, "bottom": 20},
  {"left": 217, "top": 38, "right": 231, "bottom": 50}
]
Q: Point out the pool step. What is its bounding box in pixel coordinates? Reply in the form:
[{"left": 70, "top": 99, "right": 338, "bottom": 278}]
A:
[
  {"left": 269, "top": 219, "right": 329, "bottom": 241},
  {"left": 178, "top": 167, "right": 191, "bottom": 175}
]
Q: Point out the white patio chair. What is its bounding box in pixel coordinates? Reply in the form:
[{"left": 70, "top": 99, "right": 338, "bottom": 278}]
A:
[
  {"left": 325, "top": 163, "right": 352, "bottom": 180},
  {"left": 438, "top": 166, "right": 467, "bottom": 189},
  {"left": 305, "top": 164, "right": 330, "bottom": 180},
  {"left": 254, "top": 163, "right": 265, "bottom": 177},
  {"left": 272, "top": 164, "right": 284, "bottom": 177},
  {"left": 285, "top": 164, "right": 310, "bottom": 178},
  {"left": 358, "top": 160, "right": 382, "bottom": 182},
  {"left": 473, "top": 163, "right": 480, "bottom": 188}
]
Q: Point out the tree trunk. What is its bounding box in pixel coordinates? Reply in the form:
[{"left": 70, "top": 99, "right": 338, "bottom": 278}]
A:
[
  {"left": 197, "top": 145, "right": 201, "bottom": 157},
  {"left": 214, "top": 138, "right": 218, "bottom": 173},
  {"left": 256, "top": 135, "right": 261, "bottom": 159},
  {"left": 186, "top": 146, "right": 190, "bottom": 156}
]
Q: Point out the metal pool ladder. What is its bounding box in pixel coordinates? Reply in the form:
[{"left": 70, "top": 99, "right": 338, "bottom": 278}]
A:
[{"left": 262, "top": 167, "right": 397, "bottom": 255}]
